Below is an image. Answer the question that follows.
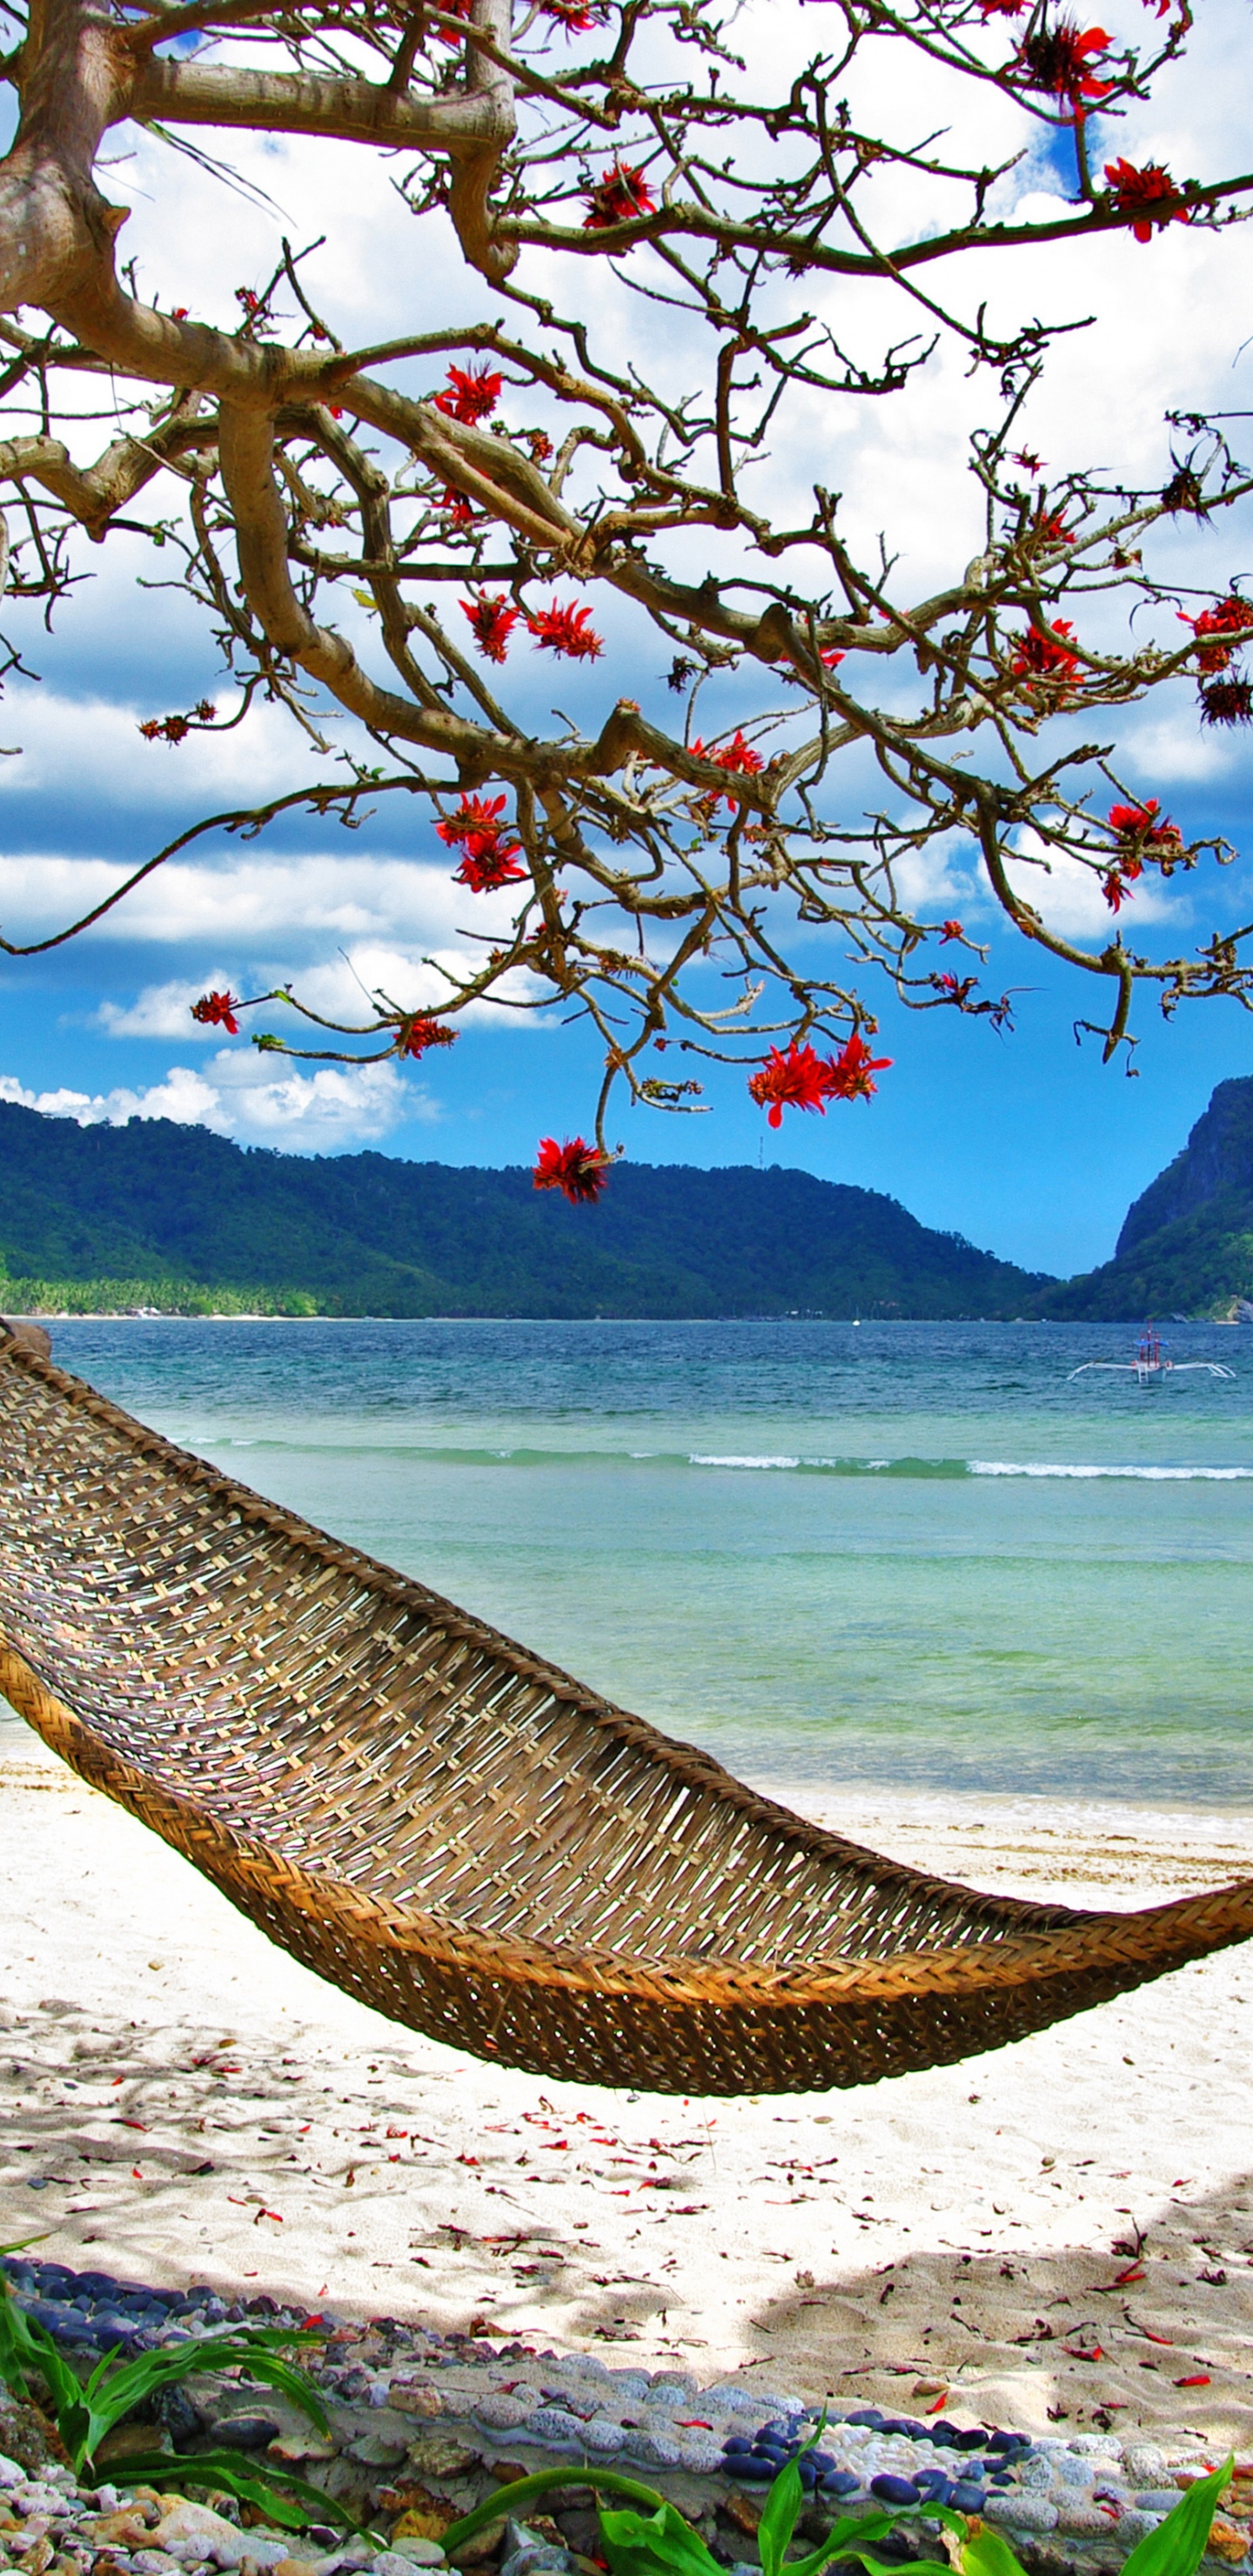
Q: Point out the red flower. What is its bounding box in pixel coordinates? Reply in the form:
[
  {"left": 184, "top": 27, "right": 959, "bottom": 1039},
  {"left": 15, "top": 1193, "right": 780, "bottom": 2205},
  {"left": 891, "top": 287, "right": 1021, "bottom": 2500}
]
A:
[
  {"left": 460, "top": 592, "right": 519, "bottom": 662},
  {"left": 527, "top": 599, "right": 605, "bottom": 660},
  {"left": 1014, "top": 20, "right": 1112, "bottom": 101},
  {"left": 1178, "top": 594, "right": 1253, "bottom": 674},
  {"left": 747, "top": 1033, "right": 891, "bottom": 1128},
  {"left": 583, "top": 164, "right": 656, "bottom": 230},
  {"left": 935, "top": 969, "right": 979, "bottom": 1003},
  {"left": 1031, "top": 506, "right": 1073, "bottom": 546},
  {"left": 940, "top": 919, "right": 965, "bottom": 942},
  {"left": 1011, "top": 448, "right": 1045, "bottom": 475},
  {"left": 533, "top": 1136, "right": 612, "bottom": 1202},
  {"left": 441, "top": 487, "right": 478, "bottom": 527},
  {"left": 171, "top": 305, "right": 189, "bottom": 320},
  {"left": 455, "top": 846, "right": 528, "bottom": 894},
  {"left": 236, "top": 286, "right": 261, "bottom": 317},
  {"left": 1104, "top": 158, "right": 1189, "bottom": 242},
  {"left": 1200, "top": 678, "right": 1253, "bottom": 728},
  {"left": 747, "top": 1040, "right": 834, "bottom": 1129},
  {"left": 690, "top": 729, "right": 766, "bottom": 809},
  {"left": 1010, "top": 618, "right": 1081, "bottom": 688},
  {"left": 1108, "top": 798, "right": 1182, "bottom": 849},
  {"left": 191, "top": 989, "right": 240, "bottom": 1034},
  {"left": 820, "top": 647, "right": 846, "bottom": 670},
  {"left": 981, "top": 0, "right": 1028, "bottom": 17},
  {"left": 435, "top": 363, "right": 503, "bottom": 425},
  {"left": 437, "top": 792, "right": 526, "bottom": 892},
  {"left": 825, "top": 1031, "right": 893, "bottom": 1100},
  {"left": 539, "top": 0, "right": 606, "bottom": 22},
  {"left": 436, "top": 792, "right": 512, "bottom": 848},
  {"left": 1102, "top": 859, "right": 1142, "bottom": 911},
  {"left": 399, "top": 1016, "right": 458, "bottom": 1062}
]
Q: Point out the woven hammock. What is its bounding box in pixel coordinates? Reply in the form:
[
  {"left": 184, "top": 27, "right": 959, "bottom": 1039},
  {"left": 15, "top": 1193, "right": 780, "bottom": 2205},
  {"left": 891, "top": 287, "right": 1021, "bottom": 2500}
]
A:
[{"left": 2, "top": 1317, "right": 1251, "bottom": 2097}]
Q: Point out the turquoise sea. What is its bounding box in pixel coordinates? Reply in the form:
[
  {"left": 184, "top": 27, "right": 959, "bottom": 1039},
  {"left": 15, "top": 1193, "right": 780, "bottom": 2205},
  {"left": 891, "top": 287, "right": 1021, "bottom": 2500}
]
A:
[{"left": 28, "top": 1317, "right": 1253, "bottom": 1809}]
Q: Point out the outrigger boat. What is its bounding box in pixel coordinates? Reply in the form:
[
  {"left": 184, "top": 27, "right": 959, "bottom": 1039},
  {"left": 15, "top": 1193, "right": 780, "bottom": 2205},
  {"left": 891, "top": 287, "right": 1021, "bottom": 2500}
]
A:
[{"left": 1069, "top": 1325, "right": 1236, "bottom": 1385}]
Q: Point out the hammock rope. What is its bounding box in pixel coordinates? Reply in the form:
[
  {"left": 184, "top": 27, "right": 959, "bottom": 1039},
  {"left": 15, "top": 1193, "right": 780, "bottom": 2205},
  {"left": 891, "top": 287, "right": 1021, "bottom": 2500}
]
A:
[{"left": 2, "top": 1316, "right": 1250, "bottom": 2096}]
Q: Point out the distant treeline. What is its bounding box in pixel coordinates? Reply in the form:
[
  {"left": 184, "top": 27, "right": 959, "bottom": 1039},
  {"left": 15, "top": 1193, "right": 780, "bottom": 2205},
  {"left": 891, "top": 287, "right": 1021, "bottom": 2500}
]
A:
[
  {"left": 6, "top": 1077, "right": 1253, "bottom": 1321},
  {"left": 0, "top": 1102, "right": 1050, "bottom": 1320}
]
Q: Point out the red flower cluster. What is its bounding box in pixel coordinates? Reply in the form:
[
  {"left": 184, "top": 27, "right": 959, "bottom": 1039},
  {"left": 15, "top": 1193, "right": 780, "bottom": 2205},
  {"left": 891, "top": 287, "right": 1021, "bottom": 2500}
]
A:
[
  {"left": 236, "top": 286, "right": 262, "bottom": 319},
  {"left": 935, "top": 969, "right": 980, "bottom": 1002},
  {"left": 191, "top": 990, "right": 240, "bottom": 1034},
  {"left": 1108, "top": 797, "right": 1182, "bottom": 849},
  {"left": 461, "top": 592, "right": 519, "bottom": 662},
  {"left": 690, "top": 729, "right": 766, "bottom": 809},
  {"left": 436, "top": 793, "right": 526, "bottom": 893},
  {"left": 139, "top": 699, "right": 217, "bottom": 745},
  {"left": 583, "top": 164, "right": 656, "bottom": 230},
  {"left": 747, "top": 1032, "right": 892, "bottom": 1128},
  {"left": 441, "top": 487, "right": 478, "bottom": 527},
  {"left": 1010, "top": 619, "right": 1081, "bottom": 688},
  {"left": 399, "top": 1016, "right": 459, "bottom": 1062},
  {"left": 1014, "top": 19, "right": 1111, "bottom": 101},
  {"left": 1178, "top": 594, "right": 1253, "bottom": 674},
  {"left": 533, "top": 1136, "right": 612, "bottom": 1202},
  {"left": 940, "top": 919, "right": 966, "bottom": 942},
  {"left": 827, "top": 1031, "right": 894, "bottom": 1099},
  {"left": 527, "top": 599, "right": 605, "bottom": 660},
  {"left": 1104, "top": 158, "right": 1189, "bottom": 242},
  {"left": 539, "top": 0, "right": 606, "bottom": 23},
  {"left": 435, "top": 363, "right": 503, "bottom": 425}
]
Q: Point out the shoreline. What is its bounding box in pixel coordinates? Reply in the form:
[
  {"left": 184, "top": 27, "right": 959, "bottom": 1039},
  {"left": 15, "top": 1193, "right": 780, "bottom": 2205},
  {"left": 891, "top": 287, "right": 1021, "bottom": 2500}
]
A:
[{"left": 3, "top": 1714, "right": 1253, "bottom": 2452}]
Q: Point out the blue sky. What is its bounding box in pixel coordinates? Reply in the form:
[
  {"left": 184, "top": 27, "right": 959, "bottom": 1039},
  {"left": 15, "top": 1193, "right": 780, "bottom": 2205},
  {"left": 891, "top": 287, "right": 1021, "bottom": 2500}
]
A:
[{"left": 1, "top": 0, "right": 1250, "bottom": 1281}]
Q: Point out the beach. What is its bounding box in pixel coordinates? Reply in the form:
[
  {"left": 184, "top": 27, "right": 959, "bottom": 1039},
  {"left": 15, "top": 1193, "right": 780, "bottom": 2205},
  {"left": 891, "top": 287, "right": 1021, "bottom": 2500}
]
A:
[{"left": 4, "top": 1712, "right": 1252, "bottom": 2449}]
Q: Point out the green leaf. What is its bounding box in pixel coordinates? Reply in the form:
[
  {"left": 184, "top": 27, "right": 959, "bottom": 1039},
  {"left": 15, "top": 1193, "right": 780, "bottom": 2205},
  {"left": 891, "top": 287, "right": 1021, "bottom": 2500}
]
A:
[
  {"left": 79, "top": 2325, "right": 327, "bottom": 2468},
  {"left": 0, "top": 2288, "right": 95, "bottom": 2465},
  {"left": 960, "top": 2525, "right": 1029, "bottom": 2576},
  {"left": 757, "top": 2459, "right": 804, "bottom": 2576},
  {"left": 1121, "top": 2458, "right": 1235, "bottom": 2576},
  {"left": 599, "top": 2501, "right": 723, "bottom": 2576},
  {"left": 445, "top": 2472, "right": 671, "bottom": 2555},
  {"left": 116, "top": 2448, "right": 361, "bottom": 2535}
]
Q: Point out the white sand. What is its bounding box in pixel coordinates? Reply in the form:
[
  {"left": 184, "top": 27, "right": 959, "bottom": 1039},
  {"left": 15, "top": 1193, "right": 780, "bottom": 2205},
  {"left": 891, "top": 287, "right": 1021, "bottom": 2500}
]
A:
[{"left": 3, "top": 1713, "right": 1253, "bottom": 2446}]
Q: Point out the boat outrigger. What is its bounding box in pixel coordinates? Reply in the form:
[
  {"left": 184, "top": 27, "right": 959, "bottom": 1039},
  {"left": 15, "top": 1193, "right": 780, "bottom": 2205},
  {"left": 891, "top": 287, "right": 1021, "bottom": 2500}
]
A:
[{"left": 1069, "top": 1326, "right": 1236, "bottom": 1385}]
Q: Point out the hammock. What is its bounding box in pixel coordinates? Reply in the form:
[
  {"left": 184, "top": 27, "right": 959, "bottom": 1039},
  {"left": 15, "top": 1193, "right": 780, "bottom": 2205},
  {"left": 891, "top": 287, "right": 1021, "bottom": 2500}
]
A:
[{"left": 2, "top": 1316, "right": 1251, "bottom": 2098}]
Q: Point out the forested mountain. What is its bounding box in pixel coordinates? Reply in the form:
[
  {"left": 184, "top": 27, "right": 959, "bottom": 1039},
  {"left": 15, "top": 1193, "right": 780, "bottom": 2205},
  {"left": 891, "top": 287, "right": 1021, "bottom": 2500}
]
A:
[
  {"left": 0, "top": 1101, "right": 1050, "bottom": 1319},
  {"left": 8, "top": 1079, "right": 1253, "bottom": 1321},
  {"left": 1038, "top": 1078, "right": 1253, "bottom": 1321}
]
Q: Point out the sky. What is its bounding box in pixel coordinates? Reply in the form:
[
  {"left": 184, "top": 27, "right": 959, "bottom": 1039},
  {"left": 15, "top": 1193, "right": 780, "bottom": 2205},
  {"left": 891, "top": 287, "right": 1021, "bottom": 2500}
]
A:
[{"left": 1, "top": 0, "right": 1251, "bottom": 1280}]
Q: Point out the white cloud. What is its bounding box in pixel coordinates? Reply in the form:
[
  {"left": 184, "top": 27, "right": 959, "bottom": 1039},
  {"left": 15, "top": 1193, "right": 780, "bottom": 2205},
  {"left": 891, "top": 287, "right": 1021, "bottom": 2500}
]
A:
[
  {"left": 0, "top": 685, "right": 329, "bottom": 815},
  {"left": 1005, "top": 828, "right": 1180, "bottom": 939},
  {"left": 0, "top": 851, "right": 528, "bottom": 950},
  {"left": 0, "top": 1051, "right": 426, "bottom": 1153},
  {"left": 96, "top": 976, "right": 234, "bottom": 1037}
]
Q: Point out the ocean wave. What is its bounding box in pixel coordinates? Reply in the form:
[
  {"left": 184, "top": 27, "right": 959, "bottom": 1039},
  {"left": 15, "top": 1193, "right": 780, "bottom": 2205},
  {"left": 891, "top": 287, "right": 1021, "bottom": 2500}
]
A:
[
  {"left": 689, "top": 1452, "right": 1253, "bottom": 1481},
  {"left": 205, "top": 1436, "right": 1253, "bottom": 1483},
  {"left": 970, "top": 1459, "right": 1253, "bottom": 1481}
]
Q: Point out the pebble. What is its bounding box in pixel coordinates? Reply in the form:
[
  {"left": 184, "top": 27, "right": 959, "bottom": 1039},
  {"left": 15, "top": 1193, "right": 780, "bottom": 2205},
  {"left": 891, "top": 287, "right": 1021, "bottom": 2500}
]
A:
[
  {"left": 0, "top": 2254, "right": 1247, "bottom": 2576},
  {"left": 985, "top": 2494, "right": 1059, "bottom": 2532}
]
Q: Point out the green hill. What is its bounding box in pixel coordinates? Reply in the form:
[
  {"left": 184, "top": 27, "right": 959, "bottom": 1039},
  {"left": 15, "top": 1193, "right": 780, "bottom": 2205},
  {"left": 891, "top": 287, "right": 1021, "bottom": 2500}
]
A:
[
  {"left": 0, "top": 1099, "right": 1051, "bottom": 1319},
  {"left": 1037, "top": 1077, "right": 1253, "bottom": 1321}
]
